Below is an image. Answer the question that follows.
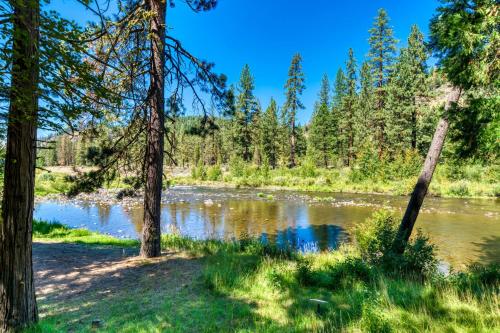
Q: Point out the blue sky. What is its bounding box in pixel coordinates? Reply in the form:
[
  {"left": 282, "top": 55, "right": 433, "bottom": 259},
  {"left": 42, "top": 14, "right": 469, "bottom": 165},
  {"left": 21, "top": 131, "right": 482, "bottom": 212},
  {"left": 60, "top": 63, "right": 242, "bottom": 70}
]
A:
[{"left": 51, "top": 0, "right": 440, "bottom": 124}]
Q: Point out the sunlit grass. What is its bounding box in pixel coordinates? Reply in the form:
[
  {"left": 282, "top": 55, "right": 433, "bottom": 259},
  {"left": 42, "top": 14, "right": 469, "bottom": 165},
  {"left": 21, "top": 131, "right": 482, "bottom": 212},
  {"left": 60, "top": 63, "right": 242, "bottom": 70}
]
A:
[
  {"left": 33, "top": 220, "right": 139, "bottom": 247},
  {"left": 174, "top": 163, "right": 499, "bottom": 198},
  {"left": 28, "top": 221, "right": 499, "bottom": 332}
]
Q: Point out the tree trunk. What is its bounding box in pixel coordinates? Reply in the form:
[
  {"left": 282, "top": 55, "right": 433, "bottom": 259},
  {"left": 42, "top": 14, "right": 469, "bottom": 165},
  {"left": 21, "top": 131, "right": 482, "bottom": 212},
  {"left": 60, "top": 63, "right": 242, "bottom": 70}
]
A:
[
  {"left": 289, "top": 118, "right": 296, "bottom": 168},
  {"left": 411, "top": 100, "right": 417, "bottom": 150},
  {"left": 141, "top": 0, "right": 166, "bottom": 258},
  {"left": 0, "top": 0, "right": 40, "bottom": 331},
  {"left": 393, "top": 87, "right": 461, "bottom": 253}
]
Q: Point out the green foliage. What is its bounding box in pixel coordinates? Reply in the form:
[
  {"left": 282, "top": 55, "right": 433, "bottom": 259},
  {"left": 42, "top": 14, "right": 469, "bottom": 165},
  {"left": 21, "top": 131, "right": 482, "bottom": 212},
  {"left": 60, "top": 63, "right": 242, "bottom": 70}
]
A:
[
  {"left": 429, "top": 0, "right": 499, "bottom": 89},
  {"left": 191, "top": 163, "right": 207, "bottom": 180},
  {"left": 33, "top": 220, "right": 138, "bottom": 247},
  {"left": 296, "top": 157, "right": 318, "bottom": 178},
  {"left": 233, "top": 65, "right": 259, "bottom": 162},
  {"left": 354, "top": 210, "right": 438, "bottom": 278},
  {"left": 30, "top": 220, "right": 500, "bottom": 332},
  {"left": 206, "top": 164, "right": 223, "bottom": 181},
  {"left": 35, "top": 172, "right": 71, "bottom": 196},
  {"left": 308, "top": 74, "right": 334, "bottom": 167}
]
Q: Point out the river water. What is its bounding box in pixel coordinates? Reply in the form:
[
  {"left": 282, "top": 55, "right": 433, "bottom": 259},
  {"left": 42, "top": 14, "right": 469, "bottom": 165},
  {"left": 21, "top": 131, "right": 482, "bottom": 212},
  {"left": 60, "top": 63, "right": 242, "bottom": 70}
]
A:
[{"left": 34, "top": 186, "right": 499, "bottom": 268}]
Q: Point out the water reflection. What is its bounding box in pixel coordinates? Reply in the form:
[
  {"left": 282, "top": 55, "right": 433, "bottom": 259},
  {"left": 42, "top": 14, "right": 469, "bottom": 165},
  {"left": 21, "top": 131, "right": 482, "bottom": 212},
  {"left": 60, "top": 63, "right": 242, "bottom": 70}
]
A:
[{"left": 34, "top": 186, "right": 500, "bottom": 268}]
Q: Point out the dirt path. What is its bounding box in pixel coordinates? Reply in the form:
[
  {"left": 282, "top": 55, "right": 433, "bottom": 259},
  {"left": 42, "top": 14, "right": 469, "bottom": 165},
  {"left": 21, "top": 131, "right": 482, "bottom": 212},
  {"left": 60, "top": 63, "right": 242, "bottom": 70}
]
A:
[{"left": 33, "top": 242, "right": 204, "bottom": 331}]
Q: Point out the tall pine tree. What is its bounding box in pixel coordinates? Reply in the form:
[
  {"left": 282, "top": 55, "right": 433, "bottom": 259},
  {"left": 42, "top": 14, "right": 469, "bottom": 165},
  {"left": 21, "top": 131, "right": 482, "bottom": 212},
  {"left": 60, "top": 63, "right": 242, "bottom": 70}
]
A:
[
  {"left": 261, "top": 98, "right": 280, "bottom": 168},
  {"left": 341, "top": 48, "right": 358, "bottom": 166},
  {"left": 356, "top": 61, "right": 375, "bottom": 152},
  {"left": 386, "top": 25, "right": 429, "bottom": 154},
  {"left": 283, "top": 53, "right": 305, "bottom": 167},
  {"left": 368, "top": 8, "right": 397, "bottom": 157},
  {"left": 233, "top": 65, "right": 258, "bottom": 162},
  {"left": 331, "top": 68, "right": 347, "bottom": 162},
  {"left": 309, "top": 74, "right": 333, "bottom": 167}
]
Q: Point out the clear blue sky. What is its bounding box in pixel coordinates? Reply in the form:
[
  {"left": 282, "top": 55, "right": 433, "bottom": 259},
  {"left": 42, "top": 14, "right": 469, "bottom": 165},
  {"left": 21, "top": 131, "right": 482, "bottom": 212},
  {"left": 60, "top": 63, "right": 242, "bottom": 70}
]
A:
[{"left": 51, "top": 0, "right": 440, "bottom": 124}]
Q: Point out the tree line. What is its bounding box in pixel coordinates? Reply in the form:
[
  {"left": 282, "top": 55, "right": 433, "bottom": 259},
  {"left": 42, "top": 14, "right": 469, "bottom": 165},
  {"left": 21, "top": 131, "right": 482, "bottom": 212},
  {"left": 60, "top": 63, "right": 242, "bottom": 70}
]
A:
[{"left": 40, "top": 9, "right": 495, "bottom": 171}]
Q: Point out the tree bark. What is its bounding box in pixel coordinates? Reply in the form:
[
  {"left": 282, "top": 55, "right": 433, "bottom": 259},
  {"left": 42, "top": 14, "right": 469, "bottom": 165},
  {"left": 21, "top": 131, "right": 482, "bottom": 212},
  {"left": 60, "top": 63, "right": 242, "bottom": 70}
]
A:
[
  {"left": 289, "top": 118, "right": 296, "bottom": 168},
  {"left": 0, "top": 0, "right": 40, "bottom": 331},
  {"left": 141, "top": 0, "right": 166, "bottom": 258},
  {"left": 393, "top": 87, "right": 461, "bottom": 253}
]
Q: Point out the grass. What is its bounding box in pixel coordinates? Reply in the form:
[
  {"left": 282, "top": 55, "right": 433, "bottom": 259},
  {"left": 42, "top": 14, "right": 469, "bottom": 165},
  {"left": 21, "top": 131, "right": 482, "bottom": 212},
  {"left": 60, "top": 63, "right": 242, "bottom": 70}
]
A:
[
  {"left": 33, "top": 220, "right": 139, "bottom": 247},
  {"left": 35, "top": 172, "right": 72, "bottom": 197},
  {"left": 34, "top": 171, "right": 137, "bottom": 197},
  {"left": 28, "top": 220, "right": 500, "bottom": 332},
  {"left": 174, "top": 162, "right": 500, "bottom": 199},
  {"left": 34, "top": 161, "right": 499, "bottom": 199}
]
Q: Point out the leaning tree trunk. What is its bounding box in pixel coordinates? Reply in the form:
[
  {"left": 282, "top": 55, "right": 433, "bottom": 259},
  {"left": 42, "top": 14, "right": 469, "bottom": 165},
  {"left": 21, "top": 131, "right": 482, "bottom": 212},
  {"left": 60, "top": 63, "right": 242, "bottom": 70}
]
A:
[
  {"left": 0, "top": 0, "right": 40, "bottom": 331},
  {"left": 141, "top": 0, "right": 166, "bottom": 258},
  {"left": 393, "top": 87, "right": 461, "bottom": 253}
]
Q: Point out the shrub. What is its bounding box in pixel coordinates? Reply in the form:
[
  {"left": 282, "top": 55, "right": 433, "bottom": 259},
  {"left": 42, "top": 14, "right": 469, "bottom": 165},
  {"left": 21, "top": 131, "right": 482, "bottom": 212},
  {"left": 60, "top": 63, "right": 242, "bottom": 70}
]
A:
[
  {"left": 354, "top": 210, "right": 437, "bottom": 278},
  {"left": 229, "top": 156, "right": 247, "bottom": 178},
  {"left": 296, "top": 158, "right": 317, "bottom": 178},
  {"left": 206, "top": 164, "right": 223, "bottom": 181},
  {"left": 448, "top": 180, "right": 470, "bottom": 196},
  {"left": 123, "top": 176, "right": 143, "bottom": 189},
  {"left": 350, "top": 145, "right": 380, "bottom": 182},
  {"left": 191, "top": 163, "right": 206, "bottom": 180},
  {"left": 297, "top": 256, "right": 373, "bottom": 290},
  {"left": 451, "top": 264, "right": 500, "bottom": 293},
  {"left": 38, "top": 172, "right": 55, "bottom": 182}
]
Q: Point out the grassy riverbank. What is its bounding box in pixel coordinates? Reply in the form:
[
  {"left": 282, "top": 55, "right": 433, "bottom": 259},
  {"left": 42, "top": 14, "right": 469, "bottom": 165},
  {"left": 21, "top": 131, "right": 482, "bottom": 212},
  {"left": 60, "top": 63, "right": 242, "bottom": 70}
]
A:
[
  {"left": 34, "top": 161, "right": 499, "bottom": 199},
  {"left": 175, "top": 162, "right": 500, "bottom": 198},
  {"left": 30, "top": 218, "right": 499, "bottom": 332}
]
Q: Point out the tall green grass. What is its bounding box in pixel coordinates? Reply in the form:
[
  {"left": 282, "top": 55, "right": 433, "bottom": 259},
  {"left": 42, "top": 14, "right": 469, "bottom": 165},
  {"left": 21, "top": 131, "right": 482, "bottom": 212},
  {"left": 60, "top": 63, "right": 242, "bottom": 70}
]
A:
[
  {"left": 30, "top": 216, "right": 499, "bottom": 332},
  {"left": 178, "top": 159, "right": 499, "bottom": 198}
]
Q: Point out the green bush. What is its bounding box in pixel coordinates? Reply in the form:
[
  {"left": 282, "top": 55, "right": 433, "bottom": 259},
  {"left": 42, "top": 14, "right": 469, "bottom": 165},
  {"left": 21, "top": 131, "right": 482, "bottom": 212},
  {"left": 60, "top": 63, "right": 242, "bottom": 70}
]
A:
[
  {"left": 451, "top": 264, "right": 500, "bottom": 293},
  {"left": 298, "top": 256, "right": 373, "bottom": 290},
  {"left": 354, "top": 210, "right": 437, "bottom": 278},
  {"left": 191, "top": 163, "right": 206, "bottom": 180},
  {"left": 206, "top": 164, "right": 223, "bottom": 181},
  {"left": 228, "top": 156, "right": 247, "bottom": 178},
  {"left": 296, "top": 158, "right": 317, "bottom": 178}
]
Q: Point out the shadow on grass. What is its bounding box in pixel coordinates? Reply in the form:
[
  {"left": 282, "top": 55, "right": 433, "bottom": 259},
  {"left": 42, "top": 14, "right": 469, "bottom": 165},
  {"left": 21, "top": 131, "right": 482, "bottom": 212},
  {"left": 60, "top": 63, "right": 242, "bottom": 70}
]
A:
[{"left": 29, "top": 242, "right": 264, "bottom": 333}]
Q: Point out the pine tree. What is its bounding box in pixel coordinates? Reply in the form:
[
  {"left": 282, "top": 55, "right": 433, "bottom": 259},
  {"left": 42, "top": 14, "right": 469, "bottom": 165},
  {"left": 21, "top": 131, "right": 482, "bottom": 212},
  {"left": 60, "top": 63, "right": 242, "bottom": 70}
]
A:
[
  {"left": 261, "top": 98, "right": 280, "bottom": 168},
  {"left": 251, "top": 102, "right": 264, "bottom": 165},
  {"left": 234, "top": 65, "right": 258, "bottom": 162},
  {"left": 386, "top": 25, "right": 429, "bottom": 154},
  {"left": 368, "top": 8, "right": 397, "bottom": 156},
  {"left": 308, "top": 74, "right": 333, "bottom": 167},
  {"left": 331, "top": 68, "right": 347, "bottom": 162},
  {"left": 356, "top": 61, "right": 375, "bottom": 151},
  {"left": 341, "top": 48, "right": 357, "bottom": 166},
  {"left": 283, "top": 53, "right": 306, "bottom": 167}
]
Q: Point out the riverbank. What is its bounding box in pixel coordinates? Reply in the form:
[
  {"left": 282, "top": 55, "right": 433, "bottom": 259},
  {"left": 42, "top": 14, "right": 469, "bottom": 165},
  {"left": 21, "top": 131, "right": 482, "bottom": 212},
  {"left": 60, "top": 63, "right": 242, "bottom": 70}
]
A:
[
  {"left": 173, "top": 163, "right": 500, "bottom": 199},
  {"left": 28, "top": 220, "right": 499, "bottom": 332},
  {"left": 34, "top": 162, "right": 499, "bottom": 199}
]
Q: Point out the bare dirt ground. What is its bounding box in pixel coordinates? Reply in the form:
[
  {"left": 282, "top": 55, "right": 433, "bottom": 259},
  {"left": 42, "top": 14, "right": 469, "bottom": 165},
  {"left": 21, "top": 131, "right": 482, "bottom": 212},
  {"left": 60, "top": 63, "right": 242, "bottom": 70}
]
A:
[
  {"left": 32, "top": 242, "right": 204, "bottom": 331},
  {"left": 33, "top": 242, "right": 200, "bottom": 303}
]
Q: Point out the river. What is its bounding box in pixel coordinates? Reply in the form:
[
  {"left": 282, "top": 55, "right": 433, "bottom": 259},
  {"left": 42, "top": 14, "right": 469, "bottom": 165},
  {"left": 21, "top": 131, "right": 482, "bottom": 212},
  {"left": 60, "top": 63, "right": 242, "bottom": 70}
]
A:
[{"left": 34, "top": 186, "right": 499, "bottom": 269}]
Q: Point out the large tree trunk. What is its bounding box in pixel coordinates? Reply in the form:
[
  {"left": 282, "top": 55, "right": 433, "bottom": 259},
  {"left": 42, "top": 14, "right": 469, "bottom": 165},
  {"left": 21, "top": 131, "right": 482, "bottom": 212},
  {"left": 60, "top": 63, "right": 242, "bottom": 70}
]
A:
[
  {"left": 0, "top": 0, "right": 40, "bottom": 331},
  {"left": 393, "top": 87, "right": 461, "bottom": 253},
  {"left": 141, "top": 0, "right": 166, "bottom": 258}
]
